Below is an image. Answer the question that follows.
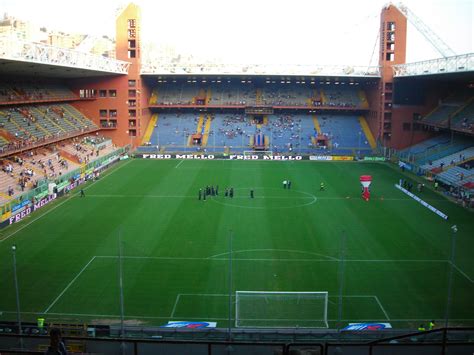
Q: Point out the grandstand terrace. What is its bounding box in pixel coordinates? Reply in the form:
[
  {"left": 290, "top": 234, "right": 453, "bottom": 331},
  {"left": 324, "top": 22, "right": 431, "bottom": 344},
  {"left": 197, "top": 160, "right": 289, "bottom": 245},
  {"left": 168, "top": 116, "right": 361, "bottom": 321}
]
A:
[{"left": 145, "top": 77, "right": 374, "bottom": 112}]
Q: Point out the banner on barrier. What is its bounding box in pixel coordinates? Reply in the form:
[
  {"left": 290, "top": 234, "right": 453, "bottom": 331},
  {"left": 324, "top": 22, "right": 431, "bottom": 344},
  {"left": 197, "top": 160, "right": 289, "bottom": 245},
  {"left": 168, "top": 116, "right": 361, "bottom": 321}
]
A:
[
  {"left": 343, "top": 322, "right": 392, "bottom": 330},
  {"left": 395, "top": 184, "right": 448, "bottom": 220},
  {"left": 160, "top": 321, "right": 217, "bottom": 329},
  {"left": 332, "top": 156, "right": 354, "bottom": 161}
]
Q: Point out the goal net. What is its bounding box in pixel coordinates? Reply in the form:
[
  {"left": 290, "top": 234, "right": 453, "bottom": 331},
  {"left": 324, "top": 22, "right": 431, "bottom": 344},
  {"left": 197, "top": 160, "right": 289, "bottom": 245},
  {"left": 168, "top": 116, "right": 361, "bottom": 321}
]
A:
[
  {"left": 243, "top": 150, "right": 273, "bottom": 158},
  {"left": 235, "top": 291, "right": 328, "bottom": 328}
]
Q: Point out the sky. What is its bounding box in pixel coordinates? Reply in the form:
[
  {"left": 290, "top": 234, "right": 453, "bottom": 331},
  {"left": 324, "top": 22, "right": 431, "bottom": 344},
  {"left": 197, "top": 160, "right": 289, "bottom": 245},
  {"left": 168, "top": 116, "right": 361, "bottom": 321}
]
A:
[{"left": 0, "top": 0, "right": 472, "bottom": 66}]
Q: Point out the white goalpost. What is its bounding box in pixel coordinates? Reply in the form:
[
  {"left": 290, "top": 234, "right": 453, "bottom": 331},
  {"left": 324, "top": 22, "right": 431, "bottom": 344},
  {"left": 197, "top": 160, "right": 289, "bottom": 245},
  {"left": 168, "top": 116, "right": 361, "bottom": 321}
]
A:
[{"left": 235, "top": 291, "right": 329, "bottom": 328}]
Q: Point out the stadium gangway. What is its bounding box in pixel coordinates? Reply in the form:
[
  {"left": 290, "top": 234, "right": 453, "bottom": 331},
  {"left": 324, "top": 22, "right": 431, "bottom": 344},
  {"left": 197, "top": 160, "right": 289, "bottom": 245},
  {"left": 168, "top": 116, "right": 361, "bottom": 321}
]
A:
[
  {"left": 141, "top": 61, "right": 381, "bottom": 78},
  {"left": 392, "top": 53, "right": 474, "bottom": 77},
  {"left": 0, "top": 36, "right": 130, "bottom": 75}
]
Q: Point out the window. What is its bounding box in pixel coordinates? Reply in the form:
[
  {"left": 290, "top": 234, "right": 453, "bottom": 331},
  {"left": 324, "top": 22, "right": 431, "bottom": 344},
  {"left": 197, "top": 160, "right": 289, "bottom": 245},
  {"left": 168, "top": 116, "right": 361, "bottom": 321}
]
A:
[
  {"left": 387, "top": 22, "right": 395, "bottom": 31},
  {"left": 413, "top": 113, "right": 422, "bottom": 121},
  {"left": 128, "top": 119, "right": 136, "bottom": 127},
  {"left": 128, "top": 109, "right": 136, "bottom": 117},
  {"left": 128, "top": 29, "right": 136, "bottom": 38},
  {"left": 109, "top": 109, "right": 117, "bottom": 117},
  {"left": 128, "top": 80, "right": 136, "bottom": 87},
  {"left": 385, "top": 53, "right": 394, "bottom": 61},
  {"left": 386, "top": 32, "right": 395, "bottom": 41},
  {"left": 99, "top": 109, "right": 107, "bottom": 117},
  {"left": 386, "top": 43, "right": 395, "bottom": 51},
  {"left": 128, "top": 50, "right": 136, "bottom": 58},
  {"left": 128, "top": 89, "right": 136, "bottom": 97},
  {"left": 128, "top": 19, "right": 136, "bottom": 28},
  {"left": 384, "top": 82, "right": 393, "bottom": 90},
  {"left": 128, "top": 40, "right": 136, "bottom": 48},
  {"left": 128, "top": 99, "right": 136, "bottom": 107},
  {"left": 99, "top": 90, "right": 107, "bottom": 97},
  {"left": 109, "top": 90, "right": 117, "bottom": 97}
]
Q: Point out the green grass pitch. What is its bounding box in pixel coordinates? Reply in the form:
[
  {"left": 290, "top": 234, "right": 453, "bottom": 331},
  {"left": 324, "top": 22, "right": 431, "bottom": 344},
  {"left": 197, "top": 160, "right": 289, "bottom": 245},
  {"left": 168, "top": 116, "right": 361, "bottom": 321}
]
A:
[{"left": 0, "top": 159, "right": 473, "bottom": 329}]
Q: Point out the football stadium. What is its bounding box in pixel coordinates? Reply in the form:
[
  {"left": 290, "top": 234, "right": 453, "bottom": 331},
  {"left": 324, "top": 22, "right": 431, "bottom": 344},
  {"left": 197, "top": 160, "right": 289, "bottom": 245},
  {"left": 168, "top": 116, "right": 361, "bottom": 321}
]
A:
[{"left": 0, "top": 1, "right": 473, "bottom": 354}]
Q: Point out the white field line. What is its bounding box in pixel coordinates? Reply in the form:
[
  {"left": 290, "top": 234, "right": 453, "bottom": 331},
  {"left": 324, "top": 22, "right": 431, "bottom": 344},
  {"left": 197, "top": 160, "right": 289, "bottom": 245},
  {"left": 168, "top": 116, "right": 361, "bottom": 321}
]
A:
[
  {"left": 62, "top": 193, "right": 447, "bottom": 202},
  {"left": 0, "top": 159, "right": 133, "bottom": 243},
  {"left": 96, "top": 255, "right": 472, "bottom": 281},
  {"left": 84, "top": 194, "right": 314, "bottom": 200},
  {"left": 208, "top": 249, "right": 339, "bottom": 261},
  {"left": 43, "top": 256, "right": 96, "bottom": 313},
  {"left": 96, "top": 255, "right": 448, "bottom": 263},
  {"left": 1, "top": 311, "right": 474, "bottom": 322},
  {"left": 175, "top": 160, "right": 184, "bottom": 168},
  {"left": 452, "top": 263, "right": 474, "bottom": 283},
  {"left": 374, "top": 296, "right": 390, "bottom": 320},
  {"left": 170, "top": 294, "right": 181, "bottom": 318}
]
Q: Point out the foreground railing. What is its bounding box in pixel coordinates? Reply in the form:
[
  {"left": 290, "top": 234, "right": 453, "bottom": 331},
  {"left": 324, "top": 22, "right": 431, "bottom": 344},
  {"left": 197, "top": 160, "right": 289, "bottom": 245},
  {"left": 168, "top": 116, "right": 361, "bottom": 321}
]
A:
[{"left": 0, "top": 326, "right": 472, "bottom": 355}]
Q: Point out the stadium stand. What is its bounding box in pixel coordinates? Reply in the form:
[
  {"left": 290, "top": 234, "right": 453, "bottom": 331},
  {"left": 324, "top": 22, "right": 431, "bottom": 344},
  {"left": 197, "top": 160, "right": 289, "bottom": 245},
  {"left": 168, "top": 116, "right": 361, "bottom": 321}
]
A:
[
  {"left": 450, "top": 99, "right": 474, "bottom": 133},
  {"left": 420, "top": 146, "right": 474, "bottom": 171},
  {"left": 0, "top": 82, "right": 77, "bottom": 103},
  {"left": 321, "top": 85, "right": 365, "bottom": 108},
  {"left": 142, "top": 112, "right": 375, "bottom": 155},
  {"left": 0, "top": 136, "right": 115, "bottom": 204},
  {"left": 148, "top": 113, "right": 198, "bottom": 150},
  {"left": 421, "top": 91, "right": 473, "bottom": 128},
  {"left": 211, "top": 113, "right": 252, "bottom": 152},
  {"left": 150, "top": 83, "right": 368, "bottom": 108},
  {"left": 317, "top": 115, "right": 372, "bottom": 154},
  {"left": 436, "top": 165, "right": 474, "bottom": 188},
  {"left": 0, "top": 104, "right": 97, "bottom": 155}
]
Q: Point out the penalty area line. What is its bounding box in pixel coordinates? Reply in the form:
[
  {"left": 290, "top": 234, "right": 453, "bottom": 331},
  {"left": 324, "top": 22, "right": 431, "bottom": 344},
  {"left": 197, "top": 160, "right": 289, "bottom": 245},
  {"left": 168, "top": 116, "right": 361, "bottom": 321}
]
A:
[{"left": 43, "top": 256, "right": 96, "bottom": 314}]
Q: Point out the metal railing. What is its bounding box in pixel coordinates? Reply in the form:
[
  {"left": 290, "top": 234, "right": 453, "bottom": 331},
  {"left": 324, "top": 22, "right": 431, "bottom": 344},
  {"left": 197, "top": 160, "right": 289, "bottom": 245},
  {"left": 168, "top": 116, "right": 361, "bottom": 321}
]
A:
[
  {"left": 141, "top": 61, "right": 381, "bottom": 77},
  {"left": 393, "top": 53, "right": 474, "bottom": 77},
  {"left": 0, "top": 36, "right": 130, "bottom": 75}
]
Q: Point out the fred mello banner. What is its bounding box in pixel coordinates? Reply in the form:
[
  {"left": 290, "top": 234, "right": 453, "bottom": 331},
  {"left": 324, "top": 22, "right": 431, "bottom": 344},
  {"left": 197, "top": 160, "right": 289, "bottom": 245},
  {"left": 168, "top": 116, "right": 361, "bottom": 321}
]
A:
[{"left": 140, "top": 154, "right": 304, "bottom": 160}]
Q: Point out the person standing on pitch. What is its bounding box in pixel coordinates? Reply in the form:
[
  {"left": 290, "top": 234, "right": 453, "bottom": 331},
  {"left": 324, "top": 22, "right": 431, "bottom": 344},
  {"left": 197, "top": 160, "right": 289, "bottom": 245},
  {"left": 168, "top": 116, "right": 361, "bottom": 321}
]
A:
[
  {"left": 288, "top": 180, "right": 292, "bottom": 189},
  {"left": 283, "top": 180, "right": 287, "bottom": 189},
  {"left": 80, "top": 189, "right": 85, "bottom": 197},
  {"left": 320, "top": 182, "right": 325, "bottom": 191},
  {"left": 250, "top": 189, "right": 254, "bottom": 198},
  {"left": 198, "top": 188, "right": 202, "bottom": 200}
]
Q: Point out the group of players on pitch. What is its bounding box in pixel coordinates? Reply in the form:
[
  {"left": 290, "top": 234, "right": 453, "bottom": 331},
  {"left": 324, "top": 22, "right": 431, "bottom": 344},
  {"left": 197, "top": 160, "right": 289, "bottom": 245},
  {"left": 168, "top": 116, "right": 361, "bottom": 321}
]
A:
[
  {"left": 198, "top": 180, "right": 326, "bottom": 200},
  {"left": 198, "top": 186, "right": 235, "bottom": 200}
]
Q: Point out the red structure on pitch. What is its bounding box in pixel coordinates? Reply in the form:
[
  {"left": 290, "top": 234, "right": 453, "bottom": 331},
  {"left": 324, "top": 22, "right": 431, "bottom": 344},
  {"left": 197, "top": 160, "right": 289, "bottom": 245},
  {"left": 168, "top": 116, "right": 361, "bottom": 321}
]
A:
[{"left": 360, "top": 175, "right": 372, "bottom": 202}]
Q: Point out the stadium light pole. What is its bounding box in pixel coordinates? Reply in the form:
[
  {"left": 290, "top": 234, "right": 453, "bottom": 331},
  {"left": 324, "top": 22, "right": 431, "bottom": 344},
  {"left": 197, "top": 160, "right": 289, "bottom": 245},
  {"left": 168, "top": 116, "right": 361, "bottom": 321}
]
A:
[
  {"left": 444, "top": 225, "right": 457, "bottom": 328},
  {"left": 118, "top": 229, "right": 126, "bottom": 346},
  {"left": 358, "top": 131, "right": 361, "bottom": 158},
  {"left": 337, "top": 232, "right": 346, "bottom": 331},
  {"left": 11, "top": 245, "right": 23, "bottom": 343},
  {"left": 228, "top": 230, "right": 233, "bottom": 342},
  {"left": 156, "top": 123, "right": 159, "bottom": 152}
]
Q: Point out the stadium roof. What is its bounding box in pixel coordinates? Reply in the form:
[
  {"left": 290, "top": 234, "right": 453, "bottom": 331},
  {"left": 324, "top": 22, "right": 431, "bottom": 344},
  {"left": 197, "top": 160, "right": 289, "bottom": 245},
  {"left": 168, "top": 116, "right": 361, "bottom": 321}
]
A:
[
  {"left": 140, "top": 63, "right": 381, "bottom": 78},
  {"left": 0, "top": 36, "right": 129, "bottom": 78},
  {"left": 393, "top": 53, "right": 474, "bottom": 77},
  {"left": 0, "top": 58, "right": 127, "bottom": 78}
]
